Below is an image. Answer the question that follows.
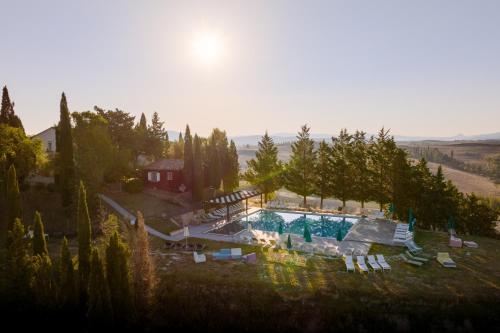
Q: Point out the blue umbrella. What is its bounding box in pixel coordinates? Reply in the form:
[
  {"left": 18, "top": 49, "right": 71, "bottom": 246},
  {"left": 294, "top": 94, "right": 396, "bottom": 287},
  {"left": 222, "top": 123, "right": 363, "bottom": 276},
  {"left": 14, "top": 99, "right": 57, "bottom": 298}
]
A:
[
  {"left": 447, "top": 216, "right": 455, "bottom": 231},
  {"left": 409, "top": 218, "right": 416, "bottom": 232},
  {"left": 303, "top": 224, "right": 312, "bottom": 243},
  {"left": 287, "top": 234, "right": 292, "bottom": 250},
  {"left": 408, "top": 208, "right": 414, "bottom": 225},
  {"left": 336, "top": 228, "right": 343, "bottom": 242},
  {"left": 278, "top": 221, "right": 284, "bottom": 235}
]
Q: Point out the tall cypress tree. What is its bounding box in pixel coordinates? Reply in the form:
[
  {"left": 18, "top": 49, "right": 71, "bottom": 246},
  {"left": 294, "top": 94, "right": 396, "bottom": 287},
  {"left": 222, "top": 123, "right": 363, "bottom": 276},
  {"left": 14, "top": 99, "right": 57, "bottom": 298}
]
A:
[
  {"left": 6, "top": 164, "right": 22, "bottom": 230},
  {"left": 88, "top": 248, "right": 113, "bottom": 328},
  {"left": 0, "top": 86, "right": 24, "bottom": 130},
  {"left": 77, "top": 181, "right": 92, "bottom": 300},
  {"left": 106, "top": 231, "right": 135, "bottom": 325},
  {"left": 57, "top": 93, "right": 75, "bottom": 227},
  {"left": 223, "top": 140, "right": 239, "bottom": 192},
  {"left": 32, "top": 211, "right": 48, "bottom": 256},
  {"left": 32, "top": 253, "right": 55, "bottom": 307},
  {"left": 349, "top": 131, "right": 372, "bottom": 208},
  {"left": 243, "top": 132, "right": 283, "bottom": 202},
  {"left": 6, "top": 219, "right": 32, "bottom": 301},
  {"left": 192, "top": 135, "right": 204, "bottom": 201},
  {"left": 59, "top": 237, "right": 77, "bottom": 308},
  {"left": 369, "top": 128, "right": 395, "bottom": 211},
  {"left": 331, "top": 129, "right": 353, "bottom": 209},
  {"left": 183, "top": 125, "right": 194, "bottom": 191},
  {"left": 284, "top": 125, "right": 316, "bottom": 206}
]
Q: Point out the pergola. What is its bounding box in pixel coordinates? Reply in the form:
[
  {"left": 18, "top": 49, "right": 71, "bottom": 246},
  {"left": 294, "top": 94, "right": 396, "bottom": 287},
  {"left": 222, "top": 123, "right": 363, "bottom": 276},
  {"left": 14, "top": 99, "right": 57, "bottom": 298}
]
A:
[{"left": 205, "top": 189, "right": 263, "bottom": 221}]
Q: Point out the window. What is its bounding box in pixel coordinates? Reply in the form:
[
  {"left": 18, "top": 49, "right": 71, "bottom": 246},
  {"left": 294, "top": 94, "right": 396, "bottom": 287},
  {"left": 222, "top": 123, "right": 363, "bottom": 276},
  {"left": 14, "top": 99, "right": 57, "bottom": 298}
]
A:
[
  {"left": 148, "top": 171, "right": 160, "bottom": 183},
  {"left": 167, "top": 172, "right": 173, "bottom": 181},
  {"left": 47, "top": 141, "right": 53, "bottom": 152}
]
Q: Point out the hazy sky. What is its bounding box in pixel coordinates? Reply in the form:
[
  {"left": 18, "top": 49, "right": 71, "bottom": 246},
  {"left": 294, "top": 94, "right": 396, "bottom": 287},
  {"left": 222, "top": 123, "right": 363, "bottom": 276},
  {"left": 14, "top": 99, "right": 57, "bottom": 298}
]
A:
[{"left": 1, "top": 0, "right": 499, "bottom": 137}]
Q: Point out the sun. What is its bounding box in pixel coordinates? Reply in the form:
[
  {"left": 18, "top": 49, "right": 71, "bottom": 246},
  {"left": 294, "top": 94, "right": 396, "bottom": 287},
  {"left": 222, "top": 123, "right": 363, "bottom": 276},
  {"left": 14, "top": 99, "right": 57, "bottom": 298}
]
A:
[{"left": 192, "top": 32, "right": 223, "bottom": 65}]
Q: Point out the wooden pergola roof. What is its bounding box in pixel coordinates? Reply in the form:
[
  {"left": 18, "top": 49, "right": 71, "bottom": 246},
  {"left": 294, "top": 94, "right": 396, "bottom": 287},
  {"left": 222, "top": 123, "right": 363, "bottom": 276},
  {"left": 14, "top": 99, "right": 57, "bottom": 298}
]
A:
[{"left": 206, "top": 189, "right": 261, "bottom": 205}]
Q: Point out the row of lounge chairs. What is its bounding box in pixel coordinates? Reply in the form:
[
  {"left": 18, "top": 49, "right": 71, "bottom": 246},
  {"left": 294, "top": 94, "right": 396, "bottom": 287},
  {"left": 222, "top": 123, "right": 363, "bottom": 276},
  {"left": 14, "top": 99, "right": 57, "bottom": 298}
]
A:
[
  {"left": 399, "top": 251, "right": 428, "bottom": 266},
  {"left": 449, "top": 235, "right": 479, "bottom": 249},
  {"left": 344, "top": 254, "right": 391, "bottom": 273}
]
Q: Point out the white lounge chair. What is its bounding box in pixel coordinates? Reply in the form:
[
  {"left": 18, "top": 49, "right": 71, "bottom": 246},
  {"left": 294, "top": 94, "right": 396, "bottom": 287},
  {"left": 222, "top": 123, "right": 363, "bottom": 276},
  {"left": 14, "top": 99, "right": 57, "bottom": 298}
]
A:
[
  {"left": 367, "top": 255, "right": 382, "bottom": 272},
  {"left": 375, "top": 255, "right": 391, "bottom": 271},
  {"left": 344, "top": 255, "right": 355, "bottom": 272},
  {"left": 193, "top": 251, "right": 206, "bottom": 263},
  {"left": 356, "top": 256, "right": 369, "bottom": 273},
  {"left": 405, "top": 240, "right": 423, "bottom": 254}
]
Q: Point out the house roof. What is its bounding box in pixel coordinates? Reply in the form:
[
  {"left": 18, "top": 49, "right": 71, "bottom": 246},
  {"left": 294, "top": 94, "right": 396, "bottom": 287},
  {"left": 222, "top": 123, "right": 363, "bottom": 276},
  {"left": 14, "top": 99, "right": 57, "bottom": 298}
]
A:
[
  {"left": 31, "top": 126, "right": 56, "bottom": 138},
  {"left": 143, "top": 159, "right": 184, "bottom": 171}
]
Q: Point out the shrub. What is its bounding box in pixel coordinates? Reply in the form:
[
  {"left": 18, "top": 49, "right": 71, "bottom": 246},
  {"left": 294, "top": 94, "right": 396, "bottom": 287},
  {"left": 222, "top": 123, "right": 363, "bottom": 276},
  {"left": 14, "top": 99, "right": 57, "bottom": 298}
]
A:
[{"left": 122, "top": 177, "right": 143, "bottom": 193}]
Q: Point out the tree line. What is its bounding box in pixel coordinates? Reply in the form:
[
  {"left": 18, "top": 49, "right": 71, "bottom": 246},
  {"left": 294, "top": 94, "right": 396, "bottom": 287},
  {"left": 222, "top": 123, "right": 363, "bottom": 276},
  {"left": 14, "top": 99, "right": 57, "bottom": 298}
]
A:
[
  {"left": 0, "top": 165, "right": 153, "bottom": 329},
  {"left": 244, "top": 125, "right": 499, "bottom": 236}
]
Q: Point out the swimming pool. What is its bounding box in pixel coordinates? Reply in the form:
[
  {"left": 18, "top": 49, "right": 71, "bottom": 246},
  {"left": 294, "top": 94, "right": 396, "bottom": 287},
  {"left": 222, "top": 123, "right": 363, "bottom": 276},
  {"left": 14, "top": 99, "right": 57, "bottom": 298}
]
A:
[{"left": 210, "top": 209, "right": 358, "bottom": 240}]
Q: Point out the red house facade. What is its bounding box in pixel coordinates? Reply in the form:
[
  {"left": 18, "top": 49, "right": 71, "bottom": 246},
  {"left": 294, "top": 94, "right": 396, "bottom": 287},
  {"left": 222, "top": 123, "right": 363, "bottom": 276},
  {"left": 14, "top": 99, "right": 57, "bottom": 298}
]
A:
[{"left": 143, "top": 159, "right": 187, "bottom": 193}]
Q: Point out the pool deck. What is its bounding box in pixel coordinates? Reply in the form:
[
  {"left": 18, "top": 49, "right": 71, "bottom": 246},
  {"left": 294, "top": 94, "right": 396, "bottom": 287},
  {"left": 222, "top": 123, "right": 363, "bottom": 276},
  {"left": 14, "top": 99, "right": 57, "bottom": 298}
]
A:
[{"left": 99, "top": 193, "right": 398, "bottom": 256}]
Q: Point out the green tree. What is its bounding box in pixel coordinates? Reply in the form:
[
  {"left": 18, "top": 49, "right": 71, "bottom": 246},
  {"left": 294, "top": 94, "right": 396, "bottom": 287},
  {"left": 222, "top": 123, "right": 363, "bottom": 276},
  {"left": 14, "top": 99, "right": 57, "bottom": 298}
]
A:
[
  {"left": 330, "top": 129, "right": 353, "bottom": 209},
  {"left": 459, "top": 194, "right": 498, "bottom": 236},
  {"left": 57, "top": 93, "right": 75, "bottom": 223},
  {"left": 369, "top": 128, "right": 395, "bottom": 211},
  {"left": 192, "top": 134, "right": 205, "bottom": 201},
  {"left": 32, "top": 211, "right": 48, "bottom": 256},
  {"left": 6, "top": 164, "right": 22, "bottom": 230},
  {"left": 133, "top": 212, "right": 155, "bottom": 317},
  {"left": 350, "top": 131, "right": 372, "bottom": 208},
  {"left": 0, "top": 153, "right": 6, "bottom": 245},
  {"left": 173, "top": 132, "right": 184, "bottom": 159},
  {"left": 146, "top": 111, "right": 167, "bottom": 159},
  {"left": 106, "top": 231, "right": 135, "bottom": 325},
  {"left": 32, "top": 253, "right": 55, "bottom": 307},
  {"left": 59, "top": 237, "right": 77, "bottom": 307},
  {"left": 87, "top": 248, "right": 113, "bottom": 328},
  {"left": 313, "top": 140, "right": 333, "bottom": 209},
  {"left": 223, "top": 140, "right": 239, "bottom": 192},
  {"left": 183, "top": 125, "right": 194, "bottom": 191},
  {"left": 77, "top": 181, "right": 92, "bottom": 300},
  {"left": 284, "top": 125, "right": 316, "bottom": 206},
  {"left": 6, "top": 219, "right": 33, "bottom": 302},
  {"left": 244, "top": 132, "right": 283, "bottom": 202},
  {"left": 0, "top": 86, "right": 24, "bottom": 131}
]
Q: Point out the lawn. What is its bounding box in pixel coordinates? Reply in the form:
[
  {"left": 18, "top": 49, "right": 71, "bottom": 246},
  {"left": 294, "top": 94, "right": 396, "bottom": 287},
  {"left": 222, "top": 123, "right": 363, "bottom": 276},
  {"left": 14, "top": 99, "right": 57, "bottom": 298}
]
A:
[{"left": 146, "top": 229, "right": 500, "bottom": 331}]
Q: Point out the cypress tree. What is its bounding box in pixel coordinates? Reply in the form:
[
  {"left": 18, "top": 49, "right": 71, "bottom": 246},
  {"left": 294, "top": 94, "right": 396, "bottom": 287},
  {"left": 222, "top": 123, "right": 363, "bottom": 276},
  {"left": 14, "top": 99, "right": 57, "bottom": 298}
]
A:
[
  {"left": 138, "top": 113, "right": 147, "bottom": 132},
  {"left": 369, "top": 128, "right": 394, "bottom": 211},
  {"left": 223, "top": 140, "right": 239, "bottom": 192},
  {"left": 6, "top": 218, "right": 32, "bottom": 301},
  {"left": 32, "top": 211, "right": 48, "bottom": 256},
  {"left": 106, "top": 231, "right": 135, "bottom": 325},
  {"left": 183, "top": 125, "right": 194, "bottom": 191},
  {"left": 207, "top": 137, "right": 220, "bottom": 189},
  {"left": 133, "top": 211, "right": 155, "bottom": 318},
  {"left": 88, "top": 248, "right": 113, "bottom": 328},
  {"left": 59, "top": 237, "right": 77, "bottom": 307},
  {"left": 77, "top": 181, "right": 92, "bottom": 300},
  {"left": 331, "top": 129, "right": 353, "bottom": 209},
  {"left": 192, "top": 135, "right": 204, "bottom": 201},
  {"left": 0, "top": 86, "right": 24, "bottom": 130},
  {"left": 350, "top": 131, "right": 372, "bottom": 208},
  {"left": 32, "top": 253, "right": 55, "bottom": 307},
  {"left": 6, "top": 164, "right": 22, "bottom": 230},
  {"left": 284, "top": 125, "right": 316, "bottom": 207},
  {"left": 0, "top": 154, "right": 7, "bottom": 246},
  {"left": 57, "top": 93, "right": 75, "bottom": 226}
]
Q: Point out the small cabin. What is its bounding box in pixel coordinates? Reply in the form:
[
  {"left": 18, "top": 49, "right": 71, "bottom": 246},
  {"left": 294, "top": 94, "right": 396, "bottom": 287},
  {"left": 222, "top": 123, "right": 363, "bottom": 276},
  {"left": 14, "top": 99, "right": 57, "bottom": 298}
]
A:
[{"left": 143, "top": 159, "right": 187, "bottom": 192}]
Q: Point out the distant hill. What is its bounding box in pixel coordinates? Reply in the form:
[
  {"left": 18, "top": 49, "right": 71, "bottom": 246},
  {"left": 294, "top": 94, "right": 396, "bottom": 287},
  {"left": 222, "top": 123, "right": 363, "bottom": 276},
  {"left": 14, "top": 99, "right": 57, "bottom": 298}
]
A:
[{"left": 230, "top": 131, "right": 500, "bottom": 147}]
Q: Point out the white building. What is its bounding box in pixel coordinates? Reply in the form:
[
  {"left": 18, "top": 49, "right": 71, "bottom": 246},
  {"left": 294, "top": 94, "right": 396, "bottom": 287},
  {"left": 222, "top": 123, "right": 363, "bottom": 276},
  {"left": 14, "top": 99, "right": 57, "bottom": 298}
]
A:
[{"left": 32, "top": 127, "right": 56, "bottom": 155}]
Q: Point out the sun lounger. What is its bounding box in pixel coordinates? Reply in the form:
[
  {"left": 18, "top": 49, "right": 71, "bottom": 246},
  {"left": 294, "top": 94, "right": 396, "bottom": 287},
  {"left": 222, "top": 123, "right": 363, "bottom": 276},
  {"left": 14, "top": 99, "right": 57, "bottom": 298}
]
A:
[
  {"left": 231, "top": 248, "right": 242, "bottom": 259},
  {"left": 213, "top": 248, "right": 232, "bottom": 260},
  {"left": 356, "top": 256, "right": 369, "bottom": 273},
  {"left": 405, "top": 240, "right": 423, "bottom": 254},
  {"left": 375, "top": 255, "right": 391, "bottom": 271},
  {"left": 367, "top": 255, "right": 382, "bottom": 271},
  {"left": 242, "top": 252, "right": 257, "bottom": 264},
  {"left": 449, "top": 236, "right": 462, "bottom": 248},
  {"left": 344, "top": 255, "right": 355, "bottom": 272},
  {"left": 463, "top": 240, "right": 478, "bottom": 248},
  {"left": 398, "top": 253, "right": 423, "bottom": 266},
  {"left": 405, "top": 250, "right": 428, "bottom": 262},
  {"left": 193, "top": 251, "right": 206, "bottom": 263},
  {"left": 437, "top": 252, "right": 456, "bottom": 268}
]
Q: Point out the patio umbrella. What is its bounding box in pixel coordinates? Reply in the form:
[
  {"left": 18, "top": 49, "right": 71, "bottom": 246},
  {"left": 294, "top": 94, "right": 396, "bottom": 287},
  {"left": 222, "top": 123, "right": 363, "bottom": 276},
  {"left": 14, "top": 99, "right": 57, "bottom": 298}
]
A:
[
  {"left": 247, "top": 222, "right": 252, "bottom": 231},
  {"left": 409, "top": 218, "right": 416, "bottom": 232},
  {"left": 303, "top": 224, "right": 312, "bottom": 243},
  {"left": 183, "top": 226, "right": 190, "bottom": 248},
  {"left": 278, "top": 221, "right": 284, "bottom": 235},
  {"left": 287, "top": 234, "right": 292, "bottom": 250},
  {"left": 408, "top": 208, "right": 414, "bottom": 225},
  {"left": 447, "top": 216, "right": 455, "bottom": 231},
  {"left": 389, "top": 203, "right": 395, "bottom": 214},
  {"left": 336, "top": 228, "right": 343, "bottom": 242}
]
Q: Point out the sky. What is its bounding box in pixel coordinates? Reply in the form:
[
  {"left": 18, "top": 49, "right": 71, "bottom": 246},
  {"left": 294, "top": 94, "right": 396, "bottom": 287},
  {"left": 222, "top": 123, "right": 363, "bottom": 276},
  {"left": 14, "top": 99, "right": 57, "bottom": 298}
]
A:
[{"left": 1, "top": 0, "right": 500, "bottom": 137}]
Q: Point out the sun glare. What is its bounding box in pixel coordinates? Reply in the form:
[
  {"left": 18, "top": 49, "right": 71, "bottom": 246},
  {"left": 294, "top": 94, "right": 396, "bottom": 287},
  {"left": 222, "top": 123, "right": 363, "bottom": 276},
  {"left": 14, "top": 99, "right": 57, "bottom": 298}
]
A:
[{"left": 192, "top": 32, "right": 223, "bottom": 66}]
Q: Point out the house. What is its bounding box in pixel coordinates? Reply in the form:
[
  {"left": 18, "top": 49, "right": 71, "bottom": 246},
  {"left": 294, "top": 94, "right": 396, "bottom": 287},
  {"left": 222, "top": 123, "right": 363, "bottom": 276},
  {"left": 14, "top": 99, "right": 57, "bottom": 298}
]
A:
[
  {"left": 143, "top": 159, "right": 187, "bottom": 192},
  {"left": 32, "top": 127, "right": 56, "bottom": 155}
]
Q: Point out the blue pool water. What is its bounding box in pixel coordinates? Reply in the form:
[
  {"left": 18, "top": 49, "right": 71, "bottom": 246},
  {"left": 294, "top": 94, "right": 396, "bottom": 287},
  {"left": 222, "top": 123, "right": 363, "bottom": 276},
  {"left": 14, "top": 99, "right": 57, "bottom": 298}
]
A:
[{"left": 211, "top": 210, "right": 358, "bottom": 239}]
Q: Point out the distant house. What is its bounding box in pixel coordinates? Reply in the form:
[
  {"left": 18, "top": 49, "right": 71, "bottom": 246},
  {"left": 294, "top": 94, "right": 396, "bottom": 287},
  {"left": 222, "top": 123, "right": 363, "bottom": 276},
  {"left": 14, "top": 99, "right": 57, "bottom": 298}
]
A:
[
  {"left": 143, "top": 159, "right": 187, "bottom": 192},
  {"left": 32, "top": 127, "right": 56, "bottom": 155}
]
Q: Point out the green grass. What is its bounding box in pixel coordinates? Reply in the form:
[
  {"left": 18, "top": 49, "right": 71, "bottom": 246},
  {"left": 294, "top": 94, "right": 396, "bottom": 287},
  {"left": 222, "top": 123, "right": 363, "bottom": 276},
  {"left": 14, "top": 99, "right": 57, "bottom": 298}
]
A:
[{"left": 146, "top": 217, "right": 180, "bottom": 235}]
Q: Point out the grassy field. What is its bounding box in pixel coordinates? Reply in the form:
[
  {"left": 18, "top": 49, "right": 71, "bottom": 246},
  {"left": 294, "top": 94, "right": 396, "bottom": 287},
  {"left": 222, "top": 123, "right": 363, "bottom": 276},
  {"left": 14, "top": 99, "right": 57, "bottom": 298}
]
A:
[{"left": 146, "top": 229, "right": 500, "bottom": 331}]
